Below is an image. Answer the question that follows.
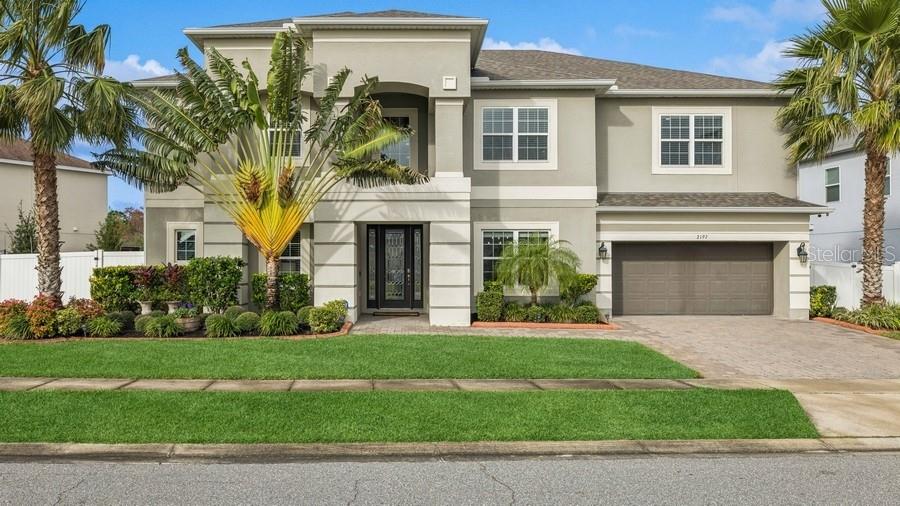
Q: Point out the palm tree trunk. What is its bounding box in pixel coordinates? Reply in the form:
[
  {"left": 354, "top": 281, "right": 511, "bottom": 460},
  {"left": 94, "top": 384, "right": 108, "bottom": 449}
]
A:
[
  {"left": 265, "top": 255, "right": 280, "bottom": 310},
  {"left": 530, "top": 289, "right": 538, "bottom": 306},
  {"left": 861, "top": 148, "right": 887, "bottom": 306},
  {"left": 33, "top": 151, "right": 62, "bottom": 305}
]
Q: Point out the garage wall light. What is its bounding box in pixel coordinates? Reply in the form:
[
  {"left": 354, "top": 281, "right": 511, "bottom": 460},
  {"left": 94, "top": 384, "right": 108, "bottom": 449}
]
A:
[
  {"left": 796, "top": 242, "right": 808, "bottom": 264},
  {"left": 598, "top": 242, "right": 609, "bottom": 259}
]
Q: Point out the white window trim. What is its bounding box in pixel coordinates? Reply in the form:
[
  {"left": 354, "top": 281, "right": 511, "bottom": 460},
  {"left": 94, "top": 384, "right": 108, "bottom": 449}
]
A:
[
  {"left": 473, "top": 221, "right": 560, "bottom": 294},
  {"left": 280, "top": 230, "right": 303, "bottom": 272},
  {"left": 474, "top": 99, "right": 558, "bottom": 171},
  {"left": 886, "top": 158, "right": 892, "bottom": 197},
  {"left": 166, "top": 222, "right": 203, "bottom": 265},
  {"left": 651, "top": 106, "right": 732, "bottom": 175},
  {"left": 381, "top": 107, "right": 419, "bottom": 173},
  {"left": 266, "top": 95, "right": 310, "bottom": 164},
  {"left": 825, "top": 166, "right": 841, "bottom": 203}
]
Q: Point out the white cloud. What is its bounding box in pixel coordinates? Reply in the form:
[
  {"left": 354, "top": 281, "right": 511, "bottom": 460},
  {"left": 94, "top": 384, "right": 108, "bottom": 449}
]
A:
[
  {"left": 482, "top": 37, "right": 581, "bottom": 55},
  {"left": 613, "top": 24, "right": 664, "bottom": 39},
  {"left": 708, "top": 40, "right": 793, "bottom": 81},
  {"left": 709, "top": 0, "right": 826, "bottom": 34},
  {"left": 104, "top": 54, "right": 171, "bottom": 82}
]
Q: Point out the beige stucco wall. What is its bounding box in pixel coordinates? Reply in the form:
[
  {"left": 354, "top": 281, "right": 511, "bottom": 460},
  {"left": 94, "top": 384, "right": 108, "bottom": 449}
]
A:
[
  {"left": 0, "top": 162, "right": 108, "bottom": 253},
  {"left": 597, "top": 97, "right": 794, "bottom": 195}
]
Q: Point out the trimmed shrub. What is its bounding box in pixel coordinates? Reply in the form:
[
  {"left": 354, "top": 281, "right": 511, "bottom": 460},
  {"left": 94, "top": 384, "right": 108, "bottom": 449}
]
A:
[
  {"left": 482, "top": 280, "right": 504, "bottom": 293},
  {"left": 26, "top": 294, "right": 59, "bottom": 339},
  {"left": 260, "top": 310, "right": 300, "bottom": 336},
  {"left": 251, "top": 272, "right": 311, "bottom": 312},
  {"left": 0, "top": 299, "right": 28, "bottom": 331},
  {"left": 107, "top": 310, "right": 136, "bottom": 331},
  {"left": 525, "top": 304, "right": 546, "bottom": 323},
  {"left": 560, "top": 273, "right": 598, "bottom": 305},
  {"left": 547, "top": 304, "right": 576, "bottom": 323},
  {"left": 134, "top": 314, "right": 152, "bottom": 333},
  {"left": 224, "top": 305, "right": 246, "bottom": 320},
  {"left": 809, "top": 285, "right": 838, "bottom": 317},
  {"left": 234, "top": 311, "right": 261, "bottom": 334},
  {"left": 144, "top": 315, "right": 182, "bottom": 338},
  {"left": 308, "top": 300, "right": 347, "bottom": 334},
  {"left": 86, "top": 316, "right": 124, "bottom": 338},
  {"left": 296, "top": 305, "right": 314, "bottom": 327},
  {"left": 573, "top": 304, "right": 601, "bottom": 324},
  {"left": 3, "top": 313, "right": 33, "bottom": 340},
  {"left": 205, "top": 314, "right": 239, "bottom": 338},
  {"left": 170, "top": 307, "right": 198, "bottom": 319},
  {"left": 90, "top": 266, "right": 139, "bottom": 312},
  {"left": 475, "top": 290, "right": 503, "bottom": 322},
  {"left": 502, "top": 302, "right": 527, "bottom": 322},
  {"left": 186, "top": 256, "right": 244, "bottom": 313},
  {"left": 66, "top": 297, "right": 105, "bottom": 321},
  {"left": 55, "top": 308, "right": 85, "bottom": 337}
]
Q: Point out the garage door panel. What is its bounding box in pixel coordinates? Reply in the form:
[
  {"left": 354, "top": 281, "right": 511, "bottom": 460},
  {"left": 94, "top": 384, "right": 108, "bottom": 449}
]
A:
[{"left": 613, "top": 242, "right": 773, "bottom": 315}]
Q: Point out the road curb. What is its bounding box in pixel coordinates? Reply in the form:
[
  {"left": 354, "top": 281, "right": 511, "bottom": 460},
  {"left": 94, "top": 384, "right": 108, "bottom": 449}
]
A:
[{"left": 1, "top": 438, "right": 898, "bottom": 462}]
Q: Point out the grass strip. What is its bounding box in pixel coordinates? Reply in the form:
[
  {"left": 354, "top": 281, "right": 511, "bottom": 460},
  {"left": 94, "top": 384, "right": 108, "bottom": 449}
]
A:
[
  {"left": 0, "top": 389, "right": 816, "bottom": 443},
  {"left": 0, "top": 335, "right": 697, "bottom": 379}
]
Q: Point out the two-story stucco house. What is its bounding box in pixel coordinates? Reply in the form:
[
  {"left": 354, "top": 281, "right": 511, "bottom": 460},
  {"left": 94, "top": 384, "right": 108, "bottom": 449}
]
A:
[
  {"left": 137, "top": 10, "right": 827, "bottom": 325},
  {"left": 0, "top": 139, "right": 109, "bottom": 253},
  {"left": 798, "top": 138, "right": 898, "bottom": 265}
]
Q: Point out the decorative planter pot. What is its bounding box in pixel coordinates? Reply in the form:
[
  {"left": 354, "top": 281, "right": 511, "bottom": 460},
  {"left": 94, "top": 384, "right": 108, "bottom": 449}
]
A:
[
  {"left": 175, "top": 317, "right": 202, "bottom": 333},
  {"left": 166, "top": 301, "right": 181, "bottom": 314},
  {"left": 138, "top": 301, "right": 153, "bottom": 315}
]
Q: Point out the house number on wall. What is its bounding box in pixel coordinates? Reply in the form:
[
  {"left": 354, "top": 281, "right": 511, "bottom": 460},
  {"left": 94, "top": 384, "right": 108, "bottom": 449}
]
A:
[{"left": 696, "top": 234, "right": 710, "bottom": 240}]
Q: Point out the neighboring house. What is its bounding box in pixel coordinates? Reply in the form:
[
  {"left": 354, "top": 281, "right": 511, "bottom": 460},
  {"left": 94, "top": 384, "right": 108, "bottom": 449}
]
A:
[
  {"left": 137, "top": 10, "right": 827, "bottom": 324},
  {"left": 798, "top": 139, "right": 898, "bottom": 265},
  {"left": 0, "top": 139, "right": 108, "bottom": 253}
]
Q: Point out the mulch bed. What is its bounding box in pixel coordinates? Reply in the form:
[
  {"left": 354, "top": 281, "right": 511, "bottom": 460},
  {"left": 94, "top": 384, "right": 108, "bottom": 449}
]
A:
[
  {"left": 472, "top": 321, "right": 619, "bottom": 331},
  {"left": 811, "top": 316, "right": 892, "bottom": 337},
  {"left": 0, "top": 322, "right": 353, "bottom": 344}
]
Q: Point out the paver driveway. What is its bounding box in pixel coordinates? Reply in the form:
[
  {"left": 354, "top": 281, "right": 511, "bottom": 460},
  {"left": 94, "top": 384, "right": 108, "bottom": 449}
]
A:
[{"left": 616, "top": 316, "right": 900, "bottom": 379}]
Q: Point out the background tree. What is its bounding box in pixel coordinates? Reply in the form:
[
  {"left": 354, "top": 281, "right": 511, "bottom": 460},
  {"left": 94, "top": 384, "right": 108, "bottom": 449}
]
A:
[
  {"left": 97, "top": 32, "right": 426, "bottom": 309},
  {"left": 86, "top": 210, "right": 127, "bottom": 251},
  {"left": 4, "top": 201, "right": 36, "bottom": 253},
  {"left": 775, "top": 0, "right": 900, "bottom": 305},
  {"left": 0, "top": 0, "right": 137, "bottom": 304},
  {"left": 121, "top": 207, "right": 143, "bottom": 250},
  {"left": 496, "top": 239, "right": 580, "bottom": 305}
]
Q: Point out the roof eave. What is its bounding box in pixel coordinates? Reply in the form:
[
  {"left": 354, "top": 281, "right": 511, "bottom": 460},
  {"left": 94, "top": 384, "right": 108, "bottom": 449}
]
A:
[
  {"left": 472, "top": 78, "right": 617, "bottom": 93},
  {"left": 596, "top": 205, "right": 832, "bottom": 214},
  {"left": 183, "top": 26, "right": 290, "bottom": 49},
  {"left": 132, "top": 79, "right": 178, "bottom": 89},
  {"left": 603, "top": 88, "right": 787, "bottom": 98}
]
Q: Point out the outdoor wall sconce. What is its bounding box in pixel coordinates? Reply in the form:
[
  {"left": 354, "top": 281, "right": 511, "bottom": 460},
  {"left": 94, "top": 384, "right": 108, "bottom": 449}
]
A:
[
  {"left": 598, "top": 242, "right": 609, "bottom": 259},
  {"left": 797, "top": 242, "right": 808, "bottom": 264}
]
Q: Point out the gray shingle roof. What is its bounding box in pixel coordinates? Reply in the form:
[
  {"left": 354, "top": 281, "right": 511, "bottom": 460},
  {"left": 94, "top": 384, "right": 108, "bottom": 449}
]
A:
[
  {"left": 596, "top": 193, "right": 824, "bottom": 209},
  {"left": 475, "top": 50, "right": 770, "bottom": 89}
]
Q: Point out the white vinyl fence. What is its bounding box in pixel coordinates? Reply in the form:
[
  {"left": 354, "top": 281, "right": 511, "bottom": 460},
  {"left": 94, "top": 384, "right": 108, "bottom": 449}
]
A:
[
  {"left": 0, "top": 250, "right": 144, "bottom": 301},
  {"left": 810, "top": 261, "right": 900, "bottom": 309}
]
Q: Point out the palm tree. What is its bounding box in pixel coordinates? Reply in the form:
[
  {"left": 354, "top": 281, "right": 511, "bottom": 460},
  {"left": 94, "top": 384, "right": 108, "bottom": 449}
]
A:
[
  {"left": 495, "top": 239, "right": 580, "bottom": 305},
  {"left": 97, "top": 32, "right": 427, "bottom": 309},
  {"left": 775, "top": 0, "right": 900, "bottom": 306},
  {"left": 0, "top": 0, "right": 136, "bottom": 304}
]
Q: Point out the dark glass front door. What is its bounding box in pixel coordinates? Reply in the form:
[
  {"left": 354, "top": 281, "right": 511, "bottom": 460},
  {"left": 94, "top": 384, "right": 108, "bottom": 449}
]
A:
[{"left": 368, "top": 225, "right": 423, "bottom": 309}]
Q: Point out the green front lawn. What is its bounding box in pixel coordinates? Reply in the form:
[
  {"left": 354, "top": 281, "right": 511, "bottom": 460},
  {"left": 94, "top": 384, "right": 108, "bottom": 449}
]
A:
[
  {"left": 0, "top": 389, "right": 817, "bottom": 443},
  {"left": 0, "top": 335, "right": 697, "bottom": 379}
]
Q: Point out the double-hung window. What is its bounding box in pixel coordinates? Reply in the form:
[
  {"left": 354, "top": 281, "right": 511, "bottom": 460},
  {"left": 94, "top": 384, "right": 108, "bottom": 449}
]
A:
[
  {"left": 481, "top": 229, "right": 550, "bottom": 283},
  {"left": 482, "top": 107, "right": 549, "bottom": 162},
  {"left": 267, "top": 128, "right": 302, "bottom": 158},
  {"left": 280, "top": 231, "right": 302, "bottom": 272},
  {"left": 175, "top": 230, "right": 196, "bottom": 262},
  {"left": 825, "top": 167, "right": 840, "bottom": 202},
  {"left": 653, "top": 108, "right": 731, "bottom": 174}
]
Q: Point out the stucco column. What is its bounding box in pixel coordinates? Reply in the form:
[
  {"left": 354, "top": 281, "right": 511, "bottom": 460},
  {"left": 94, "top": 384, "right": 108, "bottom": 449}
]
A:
[
  {"left": 433, "top": 98, "right": 464, "bottom": 177},
  {"left": 773, "top": 241, "right": 810, "bottom": 320},
  {"left": 596, "top": 241, "right": 613, "bottom": 320},
  {"left": 313, "top": 222, "right": 358, "bottom": 322}
]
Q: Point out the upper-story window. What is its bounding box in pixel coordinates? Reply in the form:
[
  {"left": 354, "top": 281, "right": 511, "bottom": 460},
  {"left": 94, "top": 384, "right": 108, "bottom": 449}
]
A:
[
  {"left": 482, "top": 107, "right": 549, "bottom": 162},
  {"left": 475, "top": 99, "right": 557, "bottom": 171},
  {"left": 825, "top": 167, "right": 840, "bottom": 202},
  {"left": 268, "top": 128, "right": 302, "bottom": 158},
  {"left": 380, "top": 116, "right": 412, "bottom": 167},
  {"left": 652, "top": 107, "right": 732, "bottom": 175}
]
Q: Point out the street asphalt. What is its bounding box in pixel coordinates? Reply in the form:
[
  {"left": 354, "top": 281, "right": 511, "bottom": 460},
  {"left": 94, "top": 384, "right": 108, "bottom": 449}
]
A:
[{"left": 1, "top": 452, "right": 899, "bottom": 505}]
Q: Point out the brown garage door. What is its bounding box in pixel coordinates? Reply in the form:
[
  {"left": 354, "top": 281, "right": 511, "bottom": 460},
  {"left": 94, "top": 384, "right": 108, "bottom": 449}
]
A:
[{"left": 612, "top": 242, "right": 773, "bottom": 315}]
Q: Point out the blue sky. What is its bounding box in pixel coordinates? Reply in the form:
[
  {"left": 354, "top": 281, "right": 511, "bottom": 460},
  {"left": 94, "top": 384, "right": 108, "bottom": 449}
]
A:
[{"left": 75, "top": 0, "right": 827, "bottom": 209}]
